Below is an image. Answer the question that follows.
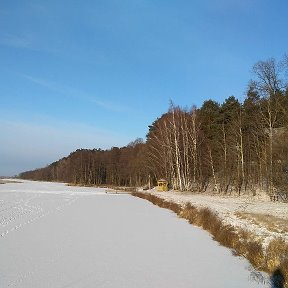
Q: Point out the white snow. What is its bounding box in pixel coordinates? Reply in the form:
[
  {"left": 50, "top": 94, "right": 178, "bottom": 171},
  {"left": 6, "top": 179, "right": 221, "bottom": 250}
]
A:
[
  {"left": 0, "top": 180, "right": 270, "bottom": 287},
  {"left": 144, "top": 189, "right": 288, "bottom": 246}
]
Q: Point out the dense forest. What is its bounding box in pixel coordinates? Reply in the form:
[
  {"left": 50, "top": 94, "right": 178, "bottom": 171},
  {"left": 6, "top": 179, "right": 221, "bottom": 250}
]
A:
[{"left": 20, "top": 56, "right": 288, "bottom": 195}]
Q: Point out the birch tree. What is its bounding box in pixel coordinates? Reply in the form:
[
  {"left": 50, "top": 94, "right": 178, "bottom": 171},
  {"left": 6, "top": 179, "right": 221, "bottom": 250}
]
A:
[{"left": 252, "top": 58, "right": 286, "bottom": 194}]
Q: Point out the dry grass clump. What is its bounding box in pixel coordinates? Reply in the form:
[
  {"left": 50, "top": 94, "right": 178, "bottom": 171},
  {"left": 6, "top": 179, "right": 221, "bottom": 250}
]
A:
[
  {"left": 266, "top": 238, "right": 288, "bottom": 271},
  {"left": 163, "top": 201, "right": 182, "bottom": 214},
  {"left": 132, "top": 192, "right": 288, "bottom": 287},
  {"left": 180, "top": 203, "right": 198, "bottom": 224},
  {"left": 214, "top": 225, "right": 239, "bottom": 250},
  {"left": 196, "top": 207, "right": 218, "bottom": 231},
  {"left": 131, "top": 192, "right": 182, "bottom": 214},
  {"left": 235, "top": 229, "right": 254, "bottom": 255},
  {"left": 246, "top": 241, "right": 265, "bottom": 269},
  {"left": 265, "top": 238, "right": 288, "bottom": 284},
  {"left": 280, "top": 259, "right": 288, "bottom": 287}
]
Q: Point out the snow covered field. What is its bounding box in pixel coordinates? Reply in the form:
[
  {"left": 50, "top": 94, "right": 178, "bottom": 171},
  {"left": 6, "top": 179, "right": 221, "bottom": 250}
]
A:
[{"left": 0, "top": 180, "right": 270, "bottom": 287}]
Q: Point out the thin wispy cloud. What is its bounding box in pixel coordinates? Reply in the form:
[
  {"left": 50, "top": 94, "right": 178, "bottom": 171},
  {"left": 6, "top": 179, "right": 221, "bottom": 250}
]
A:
[
  {"left": 23, "top": 75, "right": 131, "bottom": 113},
  {"left": 23, "top": 75, "right": 53, "bottom": 88},
  {"left": 0, "top": 34, "right": 32, "bottom": 49},
  {"left": 0, "top": 33, "right": 66, "bottom": 56}
]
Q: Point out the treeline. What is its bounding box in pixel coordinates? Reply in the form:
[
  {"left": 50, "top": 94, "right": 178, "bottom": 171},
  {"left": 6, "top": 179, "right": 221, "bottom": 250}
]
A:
[
  {"left": 20, "top": 56, "right": 288, "bottom": 195},
  {"left": 20, "top": 139, "right": 147, "bottom": 187}
]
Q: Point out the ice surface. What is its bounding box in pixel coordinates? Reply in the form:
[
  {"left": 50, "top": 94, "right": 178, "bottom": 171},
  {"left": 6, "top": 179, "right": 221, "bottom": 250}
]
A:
[{"left": 0, "top": 180, "right": 270, "bottom": 287}]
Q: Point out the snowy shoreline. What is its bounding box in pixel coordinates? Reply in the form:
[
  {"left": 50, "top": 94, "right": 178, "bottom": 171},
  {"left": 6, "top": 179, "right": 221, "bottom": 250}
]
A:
[
  {"left": 132, "top": 188, "right": 288, "bottom": 287},
  {"left": 138, "top": 188, "right": 288, "bottom": 245}
]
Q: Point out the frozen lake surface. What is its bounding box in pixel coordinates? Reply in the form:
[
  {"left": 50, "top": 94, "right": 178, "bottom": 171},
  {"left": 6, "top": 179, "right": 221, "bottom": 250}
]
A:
[{"left": 0, "top": 180, "right": 269, "bottom": 287}]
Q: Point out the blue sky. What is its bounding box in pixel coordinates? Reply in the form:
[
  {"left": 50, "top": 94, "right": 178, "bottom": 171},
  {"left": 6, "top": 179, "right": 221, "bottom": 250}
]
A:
[{"left": 1, "top": 0, "right": 288, "bottom": 176}]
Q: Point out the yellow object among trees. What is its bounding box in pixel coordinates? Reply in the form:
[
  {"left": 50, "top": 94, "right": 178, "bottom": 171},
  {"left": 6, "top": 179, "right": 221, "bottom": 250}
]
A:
[{"left": 157, "top": 179, "right": 168, "bottom": 191}]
